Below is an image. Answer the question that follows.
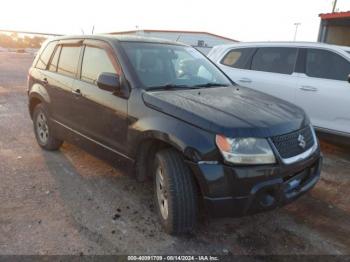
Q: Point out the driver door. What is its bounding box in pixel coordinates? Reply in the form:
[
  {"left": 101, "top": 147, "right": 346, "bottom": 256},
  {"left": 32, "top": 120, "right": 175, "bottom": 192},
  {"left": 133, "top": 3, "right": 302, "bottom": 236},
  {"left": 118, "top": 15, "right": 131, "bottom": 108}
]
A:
[{"left": 72, "top": 40, "right": 128, "bottom": 153}]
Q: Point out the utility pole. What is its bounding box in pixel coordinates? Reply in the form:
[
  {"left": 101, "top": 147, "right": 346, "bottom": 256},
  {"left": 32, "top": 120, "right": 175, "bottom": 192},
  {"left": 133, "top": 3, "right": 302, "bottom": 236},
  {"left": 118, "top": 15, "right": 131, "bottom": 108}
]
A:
[
  {"left": 332, "top": 0, "right": 338, "bottom": 13},
  {"left": 293, "top": 23, "right": 301, "bottom": 41}
]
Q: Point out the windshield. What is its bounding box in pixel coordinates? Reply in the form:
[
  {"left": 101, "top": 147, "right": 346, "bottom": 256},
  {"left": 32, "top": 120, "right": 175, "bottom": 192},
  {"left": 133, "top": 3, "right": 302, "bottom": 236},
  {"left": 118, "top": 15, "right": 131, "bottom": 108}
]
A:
[{"left": 120, "top": 42, "right": 232, "bottom": 89}]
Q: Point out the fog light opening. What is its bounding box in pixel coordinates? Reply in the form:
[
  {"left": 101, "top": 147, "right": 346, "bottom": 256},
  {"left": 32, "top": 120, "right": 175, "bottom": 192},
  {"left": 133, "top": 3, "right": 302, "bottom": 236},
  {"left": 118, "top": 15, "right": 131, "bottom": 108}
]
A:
[{"left": 259, "top": 191, "right": 276, "bottom": 207}]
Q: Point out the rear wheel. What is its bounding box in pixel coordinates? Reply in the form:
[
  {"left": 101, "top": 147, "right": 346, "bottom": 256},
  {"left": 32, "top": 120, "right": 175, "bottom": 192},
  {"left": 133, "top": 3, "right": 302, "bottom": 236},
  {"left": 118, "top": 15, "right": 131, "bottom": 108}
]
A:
[
  {"left": 33, "top": 104, "right": 63, "bottom": 150},
  {"left": 154, "top": 148, "right": 198, "bottom": 234}
]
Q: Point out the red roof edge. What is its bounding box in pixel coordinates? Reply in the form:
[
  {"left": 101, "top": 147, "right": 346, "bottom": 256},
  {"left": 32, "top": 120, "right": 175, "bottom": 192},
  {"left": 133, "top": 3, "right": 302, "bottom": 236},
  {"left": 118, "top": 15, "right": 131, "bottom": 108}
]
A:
[
  {"left": 319, "top": 11, "right": 350, "bottom": 20},
  {"left": 109, "top": 29, "right": 238, "bottom": 42}
]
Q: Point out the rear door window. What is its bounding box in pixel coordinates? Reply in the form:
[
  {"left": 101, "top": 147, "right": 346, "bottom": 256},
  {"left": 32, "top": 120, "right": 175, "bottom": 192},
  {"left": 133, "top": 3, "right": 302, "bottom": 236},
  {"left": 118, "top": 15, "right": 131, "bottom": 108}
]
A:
[
  {"left": 57, "top": 45, "right": 81, "bottom": 78},
  {"left": 81, "top": 46, "right": 119, "bottom": 84},
  {"left": 35, "top": 41, "right": 57, "bottom": 70},
  {"left": 306, "top": 49, "right": 350, "bottom": 81},
  {"left": 251, "top": 47, "right": 297, "bottom": 74},
  {"left": 220, "top": 48, "right": 255, "bottom": 69}
]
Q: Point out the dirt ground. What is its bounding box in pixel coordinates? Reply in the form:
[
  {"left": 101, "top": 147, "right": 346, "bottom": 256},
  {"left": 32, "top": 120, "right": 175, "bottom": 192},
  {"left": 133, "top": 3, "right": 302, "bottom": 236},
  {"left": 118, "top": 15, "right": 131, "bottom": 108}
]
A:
[{"left": 0, "top": 51, "right": 349, "bottom": 255}]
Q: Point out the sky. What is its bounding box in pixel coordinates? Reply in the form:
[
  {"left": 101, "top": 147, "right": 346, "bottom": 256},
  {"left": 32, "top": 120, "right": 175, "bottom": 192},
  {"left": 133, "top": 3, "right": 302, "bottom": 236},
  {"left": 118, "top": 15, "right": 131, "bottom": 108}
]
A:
[{"left": 1, "top": 0, "right": 350, "bottom": 42}]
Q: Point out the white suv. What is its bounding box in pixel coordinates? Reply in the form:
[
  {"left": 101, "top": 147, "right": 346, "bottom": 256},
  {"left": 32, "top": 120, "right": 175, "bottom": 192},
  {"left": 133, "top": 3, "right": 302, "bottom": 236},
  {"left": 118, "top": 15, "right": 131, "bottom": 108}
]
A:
[{"left": 208, "top": 42, "right": 350, "bottom": 138}]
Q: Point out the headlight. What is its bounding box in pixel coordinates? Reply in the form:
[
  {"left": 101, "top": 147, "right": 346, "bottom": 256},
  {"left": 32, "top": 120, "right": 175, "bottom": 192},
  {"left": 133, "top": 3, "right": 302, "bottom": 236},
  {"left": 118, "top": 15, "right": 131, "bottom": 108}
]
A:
[{"left": 215, "top": 135, "right": 276, "bottom": 165}]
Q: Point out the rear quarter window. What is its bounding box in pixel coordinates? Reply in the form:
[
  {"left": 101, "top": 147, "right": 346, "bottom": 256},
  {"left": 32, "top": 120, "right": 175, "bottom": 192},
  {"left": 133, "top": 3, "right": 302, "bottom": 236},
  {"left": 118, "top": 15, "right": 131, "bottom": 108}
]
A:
[
  {"left": 220, "top": 48, "right": 255, "bottom": 69},
  {"left": 35, "top": 41, "right": 57, "bottom": 70}
]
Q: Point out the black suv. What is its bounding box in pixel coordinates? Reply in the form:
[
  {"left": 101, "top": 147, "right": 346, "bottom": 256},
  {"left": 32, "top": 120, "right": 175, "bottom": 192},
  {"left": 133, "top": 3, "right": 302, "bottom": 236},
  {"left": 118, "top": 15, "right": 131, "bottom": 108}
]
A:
[{"left": 28, "top": 35, "right": 322, "bottom": 234}]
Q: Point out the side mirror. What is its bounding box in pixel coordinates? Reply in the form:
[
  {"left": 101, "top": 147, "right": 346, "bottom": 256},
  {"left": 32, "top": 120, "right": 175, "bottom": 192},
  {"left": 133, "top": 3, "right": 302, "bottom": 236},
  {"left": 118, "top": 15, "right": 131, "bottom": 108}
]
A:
[
  {"left": 348, "top": 74, "right": 350, "bottom": 84},
  {"left": 97, "top": 72, "right": 120, "bottom": 92}
]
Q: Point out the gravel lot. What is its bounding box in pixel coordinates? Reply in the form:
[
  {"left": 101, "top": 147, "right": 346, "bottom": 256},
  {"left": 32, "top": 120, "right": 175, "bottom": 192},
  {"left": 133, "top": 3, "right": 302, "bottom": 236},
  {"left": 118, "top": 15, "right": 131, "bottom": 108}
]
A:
[{"left": 0, "top": 51, "right": 349, "bottom": 255}]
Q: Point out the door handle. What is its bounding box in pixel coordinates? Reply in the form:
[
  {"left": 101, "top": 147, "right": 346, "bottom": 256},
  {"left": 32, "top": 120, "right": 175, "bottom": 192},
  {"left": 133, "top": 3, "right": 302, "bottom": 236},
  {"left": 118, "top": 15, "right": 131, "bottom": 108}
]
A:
[
  {"left": 300, "top": 86, "right": 318, "bottom": 92},
  {"left": 72, "top": 89, "right": 82, "bottom": 97},
  {"left": 238, "top": 78, "right": 252, "bottom": 83},
  {"left": 42, "top": 78, "right": 48, "bottom": 85}
]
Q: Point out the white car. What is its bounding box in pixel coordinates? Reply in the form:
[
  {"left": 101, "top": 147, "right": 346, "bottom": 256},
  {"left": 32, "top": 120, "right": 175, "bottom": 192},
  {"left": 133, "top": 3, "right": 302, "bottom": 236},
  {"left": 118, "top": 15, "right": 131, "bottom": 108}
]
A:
[{"left": 208, "top": 42, "right": 350, "bottom": 138}]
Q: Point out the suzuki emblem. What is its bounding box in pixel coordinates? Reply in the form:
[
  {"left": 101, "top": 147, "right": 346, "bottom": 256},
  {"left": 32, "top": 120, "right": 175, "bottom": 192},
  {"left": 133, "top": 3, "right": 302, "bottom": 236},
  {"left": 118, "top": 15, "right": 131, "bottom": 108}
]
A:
[{"left": 298, "top": 134, "right": 306, "bottom": 149}]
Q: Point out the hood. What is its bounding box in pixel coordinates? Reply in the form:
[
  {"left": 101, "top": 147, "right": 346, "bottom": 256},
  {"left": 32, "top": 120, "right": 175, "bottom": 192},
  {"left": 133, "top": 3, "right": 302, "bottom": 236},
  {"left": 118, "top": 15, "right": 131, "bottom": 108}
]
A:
[{"left": 142, "top": 86, "right": 309, "bottom": 138}]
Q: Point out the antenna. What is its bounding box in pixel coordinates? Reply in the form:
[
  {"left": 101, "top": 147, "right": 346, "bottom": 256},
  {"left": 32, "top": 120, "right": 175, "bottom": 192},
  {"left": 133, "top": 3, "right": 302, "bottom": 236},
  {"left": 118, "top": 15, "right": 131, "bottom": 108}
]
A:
[
  {"left": 332, "top": 0, "right": 338, "bottom": 13},
  {"left": 176, "top": 34, "right": 182, "bottom": 42},
  {"left": 293, "top": 23, "right": 301, "bottom": 41}
]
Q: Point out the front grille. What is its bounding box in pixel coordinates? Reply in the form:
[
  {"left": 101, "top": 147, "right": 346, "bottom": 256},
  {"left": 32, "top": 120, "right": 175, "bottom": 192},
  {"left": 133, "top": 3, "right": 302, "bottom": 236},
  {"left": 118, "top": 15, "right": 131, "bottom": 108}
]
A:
[{"left": 271, "top": 126, "right": 314, "bottom": 159}]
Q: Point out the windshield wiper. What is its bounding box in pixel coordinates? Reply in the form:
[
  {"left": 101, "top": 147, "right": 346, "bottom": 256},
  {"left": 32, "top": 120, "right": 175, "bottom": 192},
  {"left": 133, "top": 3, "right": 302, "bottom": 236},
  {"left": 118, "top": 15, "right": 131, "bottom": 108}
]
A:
[
  {"left": 192, "top": 83, "right": 230, "bottom": 88},
  {"left": 146, "top": 84, "right": 199, "bottom": 91}
]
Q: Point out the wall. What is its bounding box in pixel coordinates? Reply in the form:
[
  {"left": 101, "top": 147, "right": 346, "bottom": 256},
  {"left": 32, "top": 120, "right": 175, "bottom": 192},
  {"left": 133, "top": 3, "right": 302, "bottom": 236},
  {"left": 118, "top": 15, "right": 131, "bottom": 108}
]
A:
[
  {"left": 326, "top": 26, "right": 350, "bottom": 46},
  {"left": 318, "top": 18, "right": 350, "bottom": 46}
]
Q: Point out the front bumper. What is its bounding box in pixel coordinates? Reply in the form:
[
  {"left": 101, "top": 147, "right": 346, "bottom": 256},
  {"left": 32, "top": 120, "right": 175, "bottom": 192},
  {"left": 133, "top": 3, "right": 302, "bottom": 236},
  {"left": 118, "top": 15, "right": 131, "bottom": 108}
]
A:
[{"left": 188, "top": 149, "right": 322, "bottom": 217}]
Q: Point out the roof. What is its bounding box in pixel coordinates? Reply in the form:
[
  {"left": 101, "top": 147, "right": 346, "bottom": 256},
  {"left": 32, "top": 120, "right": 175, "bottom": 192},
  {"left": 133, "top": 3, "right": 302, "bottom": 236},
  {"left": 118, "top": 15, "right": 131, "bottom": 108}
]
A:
[
  {"left": 319, "top": 11, "right": 350, "bottom": 20},
  {"left": 109, "top": 29, "right": 238, "bottom": 42},
  {"left": 47, "top": 34, "right": 187, "bottom": 46},
  {"left": 212, "top": 41, "right": 350, "bottom": 48},
  {"left": 208, "top": 41, "right": 350, "bottom": 62},
  {"left": 208, "top": 41, "right": 350, "bottom": 60}
]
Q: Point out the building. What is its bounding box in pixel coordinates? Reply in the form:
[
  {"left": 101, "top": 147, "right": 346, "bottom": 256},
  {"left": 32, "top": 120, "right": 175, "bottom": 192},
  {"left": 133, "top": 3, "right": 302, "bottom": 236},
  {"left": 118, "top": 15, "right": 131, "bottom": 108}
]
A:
[
  {"left": 109, "top": 29, "right": 238, "bottom": 54},
  {"left": 318, "top": 11, "right": 350, "bottom": 46}
]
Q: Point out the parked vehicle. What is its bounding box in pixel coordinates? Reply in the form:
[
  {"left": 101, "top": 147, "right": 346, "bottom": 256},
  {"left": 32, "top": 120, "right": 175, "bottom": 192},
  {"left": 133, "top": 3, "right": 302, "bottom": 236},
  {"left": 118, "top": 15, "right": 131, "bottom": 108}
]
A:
[
  {"left": 28, "top": 35, "right": 322, "bottom": 234},
  {"left": 208, "top": 42, "right": 350, "bottom": 138}
]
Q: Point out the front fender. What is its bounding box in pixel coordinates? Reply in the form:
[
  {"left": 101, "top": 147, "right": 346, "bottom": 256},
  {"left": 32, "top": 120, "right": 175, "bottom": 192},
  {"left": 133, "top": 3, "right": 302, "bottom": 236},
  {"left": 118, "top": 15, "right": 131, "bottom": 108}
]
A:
[
  {"left": 129, "top": 113, "right": 224, "bottom": 198},
  {"left": 129, "top": 113, "right": 219, "bottom": 162}
]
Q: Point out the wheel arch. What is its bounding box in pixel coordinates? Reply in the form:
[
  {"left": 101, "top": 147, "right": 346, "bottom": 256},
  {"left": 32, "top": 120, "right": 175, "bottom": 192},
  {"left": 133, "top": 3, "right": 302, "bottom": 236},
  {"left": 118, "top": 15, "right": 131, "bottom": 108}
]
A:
[
  {"left": 133, "top": 129, "right": 204, "bottom": 168},
  {"left": 28, "top": 84, "right": 50, "bottom": 119},
  {"left": 134, "top": 132, "right": 182, "bottom": 182},
  {"left": 134, "top": 131, "right": 205, "bottom": 200}
]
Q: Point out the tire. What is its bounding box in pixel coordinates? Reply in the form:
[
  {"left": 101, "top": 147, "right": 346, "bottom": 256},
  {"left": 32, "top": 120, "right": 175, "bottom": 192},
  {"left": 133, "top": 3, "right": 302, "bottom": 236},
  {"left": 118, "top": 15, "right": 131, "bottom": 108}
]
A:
[
  {"left": 33, "top": 103, "right": 63, "bottom": 151},
  {"left": 153, "top": 148, "right": 198, "bottom": 234}
]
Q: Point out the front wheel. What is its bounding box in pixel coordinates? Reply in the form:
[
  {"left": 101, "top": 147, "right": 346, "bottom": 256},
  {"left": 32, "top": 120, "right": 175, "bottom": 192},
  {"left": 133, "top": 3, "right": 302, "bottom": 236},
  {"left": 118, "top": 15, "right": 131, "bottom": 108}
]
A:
[
  {"left": 33, "top": 104, "right": 63, "bottom": 151},
  {"left": 154, "top": 148, "right": 198, "bottom": 234}
]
